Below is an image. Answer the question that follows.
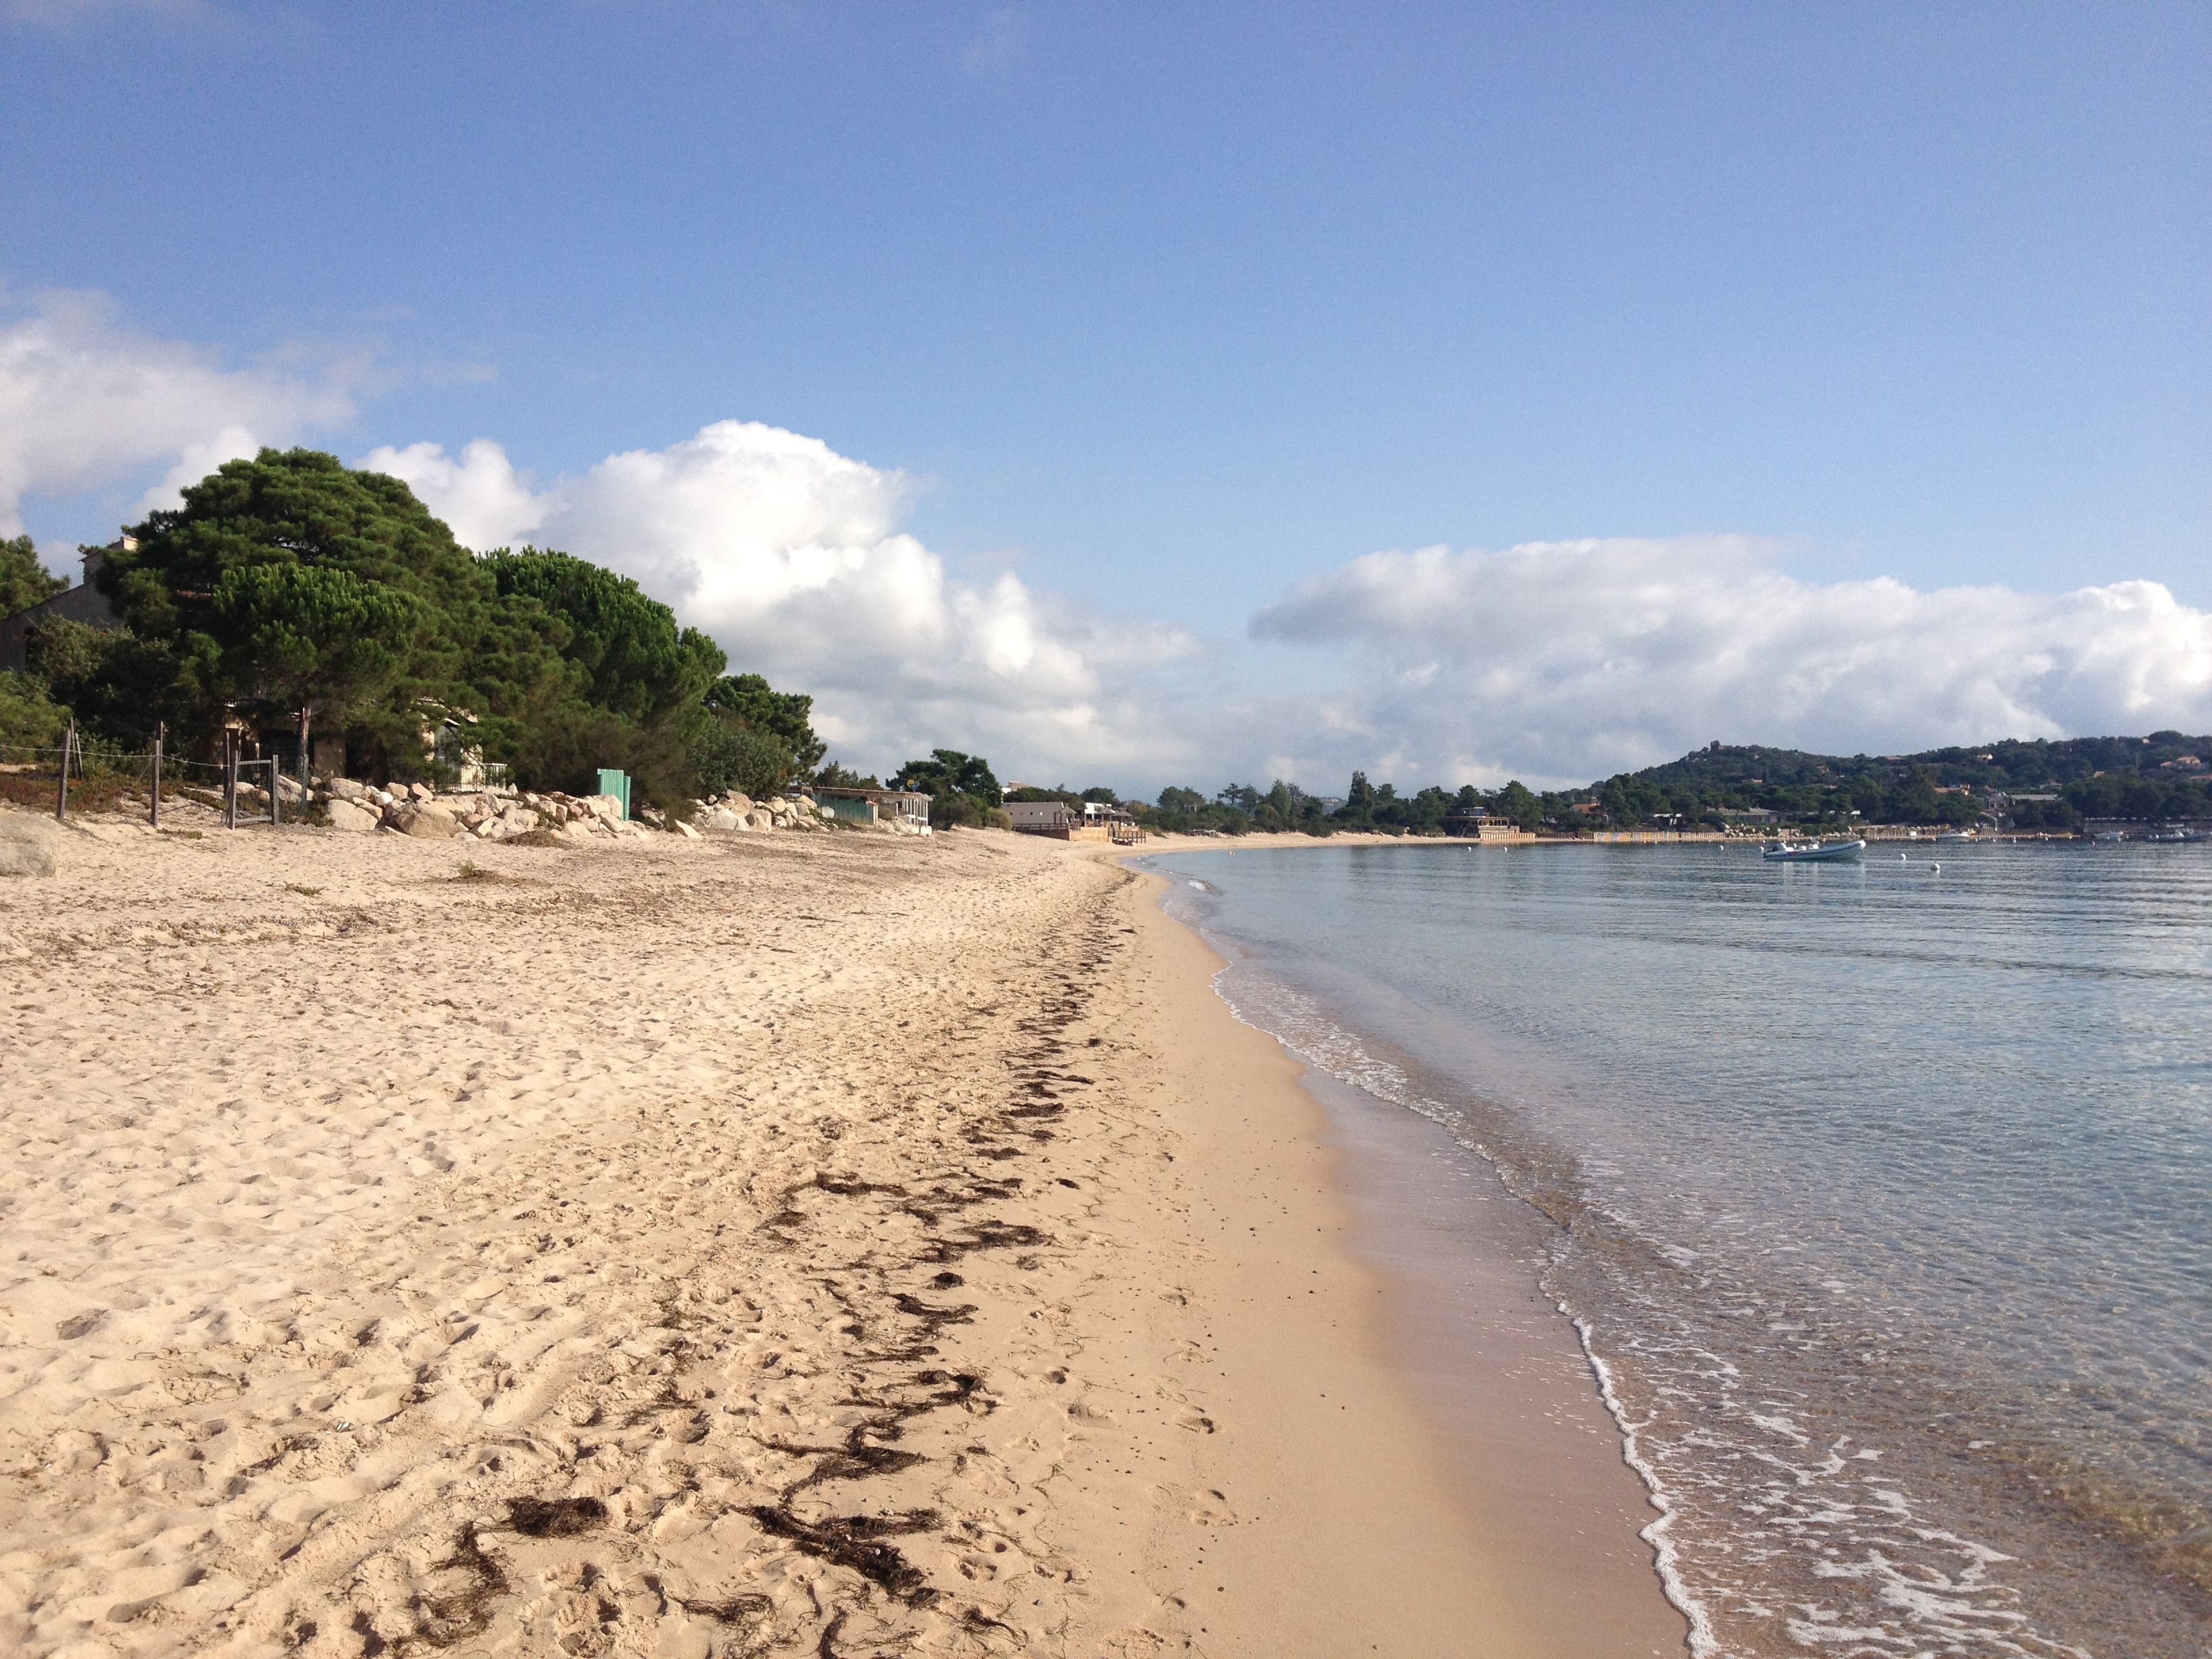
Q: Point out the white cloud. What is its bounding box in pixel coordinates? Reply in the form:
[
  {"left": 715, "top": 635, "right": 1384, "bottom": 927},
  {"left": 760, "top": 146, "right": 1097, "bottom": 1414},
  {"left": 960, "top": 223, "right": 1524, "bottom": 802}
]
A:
[
  {"left": 357, "top": 438, "right": 545, "bottom": 553},
  {"left": 370, "top": 435, "right": 2212, "bottom": 793},
  {"left": 10, "top": 294, "right": 2199, "bottom": 796},
  {"left": 367, "top": 421, "right": 1204, "bottom": 781},
  {"left": 1250, "top": 537, "right": 2212, "bottom": 788},
  {"left": 0, "top": 288, "right": 355, "bottom": 538}
]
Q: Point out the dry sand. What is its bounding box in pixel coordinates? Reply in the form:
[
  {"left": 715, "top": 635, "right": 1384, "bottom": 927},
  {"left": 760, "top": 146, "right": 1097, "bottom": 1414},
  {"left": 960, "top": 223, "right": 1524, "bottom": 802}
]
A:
[{"left": 0, "top": 807, "right": 1682, "bottom": 1656}]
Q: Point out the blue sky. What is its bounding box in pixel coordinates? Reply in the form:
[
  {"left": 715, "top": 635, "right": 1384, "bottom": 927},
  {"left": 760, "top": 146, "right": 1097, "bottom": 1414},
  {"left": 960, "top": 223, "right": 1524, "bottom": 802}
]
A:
[{"left": 3, "top": 2, "right": 2207, "bottom": 789}]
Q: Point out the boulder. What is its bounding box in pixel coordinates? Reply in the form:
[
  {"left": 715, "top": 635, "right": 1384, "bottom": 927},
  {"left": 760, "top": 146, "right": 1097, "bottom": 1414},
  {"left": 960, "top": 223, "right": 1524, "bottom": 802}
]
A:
[
  {"left": 673, "top": 819, "right": 702, "bottom": 840},
  {"left": 325, "top": 798, "right": 380, "bottom": 834},
  {"left": 704, "top": 808, "right": 745, "bottom": 832},
  {"left": 388, "top": 802, "right": 461, "bottom": 839},
  {"left": 325, "top": 778, "right": 370, "bottom": 803},
  {"left": 0, "top": 813, "right": 59, "bottom": 877},
  {"left": 579, "top": 794, "right": 626, "bottom": 822},
  {"left": 724, "top": 792, "right": 754, "bottom": 815}
]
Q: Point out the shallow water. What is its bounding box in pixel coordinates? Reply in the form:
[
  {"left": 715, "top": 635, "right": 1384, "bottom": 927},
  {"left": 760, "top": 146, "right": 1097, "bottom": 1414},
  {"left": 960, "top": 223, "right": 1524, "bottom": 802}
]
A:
[{"left": 1141, "top": 841, "right": 2212, "bottom": 1658}]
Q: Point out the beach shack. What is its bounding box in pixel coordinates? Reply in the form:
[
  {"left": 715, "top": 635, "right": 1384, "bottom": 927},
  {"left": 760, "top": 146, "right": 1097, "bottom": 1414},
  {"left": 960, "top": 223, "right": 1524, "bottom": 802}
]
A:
[
  {"left": 807, "top": 786, "right": 933, "bottom": 831},
  {"left": 1441, "top": 810, "right": 1534, "bottom": 843},
  {"left": 1005, "top": 799, "right": 1141, "bottom": 844}
]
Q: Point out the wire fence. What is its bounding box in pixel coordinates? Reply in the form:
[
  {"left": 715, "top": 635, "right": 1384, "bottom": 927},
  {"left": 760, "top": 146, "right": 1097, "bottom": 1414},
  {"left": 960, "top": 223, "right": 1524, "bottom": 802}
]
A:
[{"left": 0, "top": 726, "right": 307, "bottom": 829}]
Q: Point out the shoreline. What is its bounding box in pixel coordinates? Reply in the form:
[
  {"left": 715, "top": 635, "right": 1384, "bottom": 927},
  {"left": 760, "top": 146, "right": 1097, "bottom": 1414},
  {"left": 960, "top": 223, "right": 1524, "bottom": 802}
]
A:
[
  {"left": 0, "top": 811, "right": 1684, "bottom": 1656},
  {"left": 1071, "top": 861, "right": 1687, "bottom": 1656},
  {"left": 1120, "top": 853, "right": 1687, "bottom": 1656},
  {"left": 1126, "top": 833, "right": 2212, "bottom": 1659}
]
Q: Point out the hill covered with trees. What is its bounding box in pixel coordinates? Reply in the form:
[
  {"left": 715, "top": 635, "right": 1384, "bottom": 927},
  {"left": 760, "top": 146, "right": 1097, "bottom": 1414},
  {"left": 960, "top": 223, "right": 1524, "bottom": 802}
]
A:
[
  {"left": 1078, "top": 731, "right": 2211, "bottom": 840},
  {"left": 1586, "top": 734, "right": 2211, "bottom": 831}
]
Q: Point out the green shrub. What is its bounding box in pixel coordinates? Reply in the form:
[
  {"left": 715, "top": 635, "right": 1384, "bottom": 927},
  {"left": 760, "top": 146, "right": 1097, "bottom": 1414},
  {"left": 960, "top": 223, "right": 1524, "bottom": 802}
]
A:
[
  {"left": 690, "top": 715, "right": 797, "bottom": 800},
  {"left": 0, "top": 670, "right": 68, "bottom": 752}
]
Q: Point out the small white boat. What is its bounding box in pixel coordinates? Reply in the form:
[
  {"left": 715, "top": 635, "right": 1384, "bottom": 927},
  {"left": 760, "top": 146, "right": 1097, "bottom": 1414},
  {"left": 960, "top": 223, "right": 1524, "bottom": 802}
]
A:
[
  {"left": 1935, "top": 830, "right": 1975, "bottom": 842},
  {"left": 1763, "top": 838, "right": 1868, "bottom": 862}
]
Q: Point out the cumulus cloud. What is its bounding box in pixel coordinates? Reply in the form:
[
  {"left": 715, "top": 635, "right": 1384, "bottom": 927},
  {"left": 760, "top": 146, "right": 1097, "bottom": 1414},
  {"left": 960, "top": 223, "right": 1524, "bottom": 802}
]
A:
[
  {"left": 11, "top": 295, "right": 2198, "bottom": 794},
  {"left": 365, "top": 421, "right": 1204, "bottom": 780},
  {"left": 0, "top": 288, "right": 355, "bottom": 538},
  {"left": 367, "top": 433, "right": 2211, "bottom": 792},
  {"left": 359, "top": 438, "right": 546, "bottom": 553},
  {"left": 12, "top": 291, "right": 2192, "bottom": 793},
  {"left": 1250, "top": 537, "right": 2212, "bottom": 788}
]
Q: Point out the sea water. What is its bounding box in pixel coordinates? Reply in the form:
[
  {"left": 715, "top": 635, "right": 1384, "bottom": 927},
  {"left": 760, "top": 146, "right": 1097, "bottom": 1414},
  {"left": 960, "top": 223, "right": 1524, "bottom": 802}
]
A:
[{"left": 1139, "top": 841, "right": 2211, "bottom": 1658}]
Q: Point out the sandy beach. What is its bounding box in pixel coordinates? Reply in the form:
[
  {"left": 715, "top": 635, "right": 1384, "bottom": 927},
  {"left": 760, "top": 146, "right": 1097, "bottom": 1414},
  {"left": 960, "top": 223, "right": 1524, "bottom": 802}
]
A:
[{"left": 0, "top": 808, "right": 1682, "bottom": 1658}]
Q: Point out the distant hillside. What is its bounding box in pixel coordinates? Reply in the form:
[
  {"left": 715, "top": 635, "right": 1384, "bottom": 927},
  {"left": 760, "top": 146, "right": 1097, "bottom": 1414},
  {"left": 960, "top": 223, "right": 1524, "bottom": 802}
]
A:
[
  {"left": 1586, "top": 732, "right": 2211, "bottom": 830},
  {"left": 1124, "top": 732, "right": 2209, "bottom": 838},
  {"left": 1624, "top": 732, "right": 2211, "bottom": 793}
]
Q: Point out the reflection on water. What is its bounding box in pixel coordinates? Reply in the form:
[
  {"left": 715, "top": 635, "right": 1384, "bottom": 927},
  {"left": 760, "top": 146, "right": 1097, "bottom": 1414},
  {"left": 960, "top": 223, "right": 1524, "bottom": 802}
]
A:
[{"left": 1143, "top": 841, "right": 2212, "bottom": 1659}]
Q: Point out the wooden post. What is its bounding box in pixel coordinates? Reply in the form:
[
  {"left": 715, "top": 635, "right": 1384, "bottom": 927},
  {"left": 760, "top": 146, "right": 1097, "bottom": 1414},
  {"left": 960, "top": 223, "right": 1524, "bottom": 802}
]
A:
[
  {"left": 56, "top": 722, "right": 74, "bottom": 821},
  {"left": 297, "top": 704, "right": 312, "bottom": 797},
  {"left": 150, "top": 722, "right": 163, "bottom": 830},
  {"left": 224, "top": 722, "right": 237, "bottom": 830}
]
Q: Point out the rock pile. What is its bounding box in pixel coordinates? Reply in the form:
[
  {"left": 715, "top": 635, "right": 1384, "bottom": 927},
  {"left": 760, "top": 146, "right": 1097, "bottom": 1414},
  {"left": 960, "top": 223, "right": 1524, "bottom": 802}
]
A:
[
  {"left": 318, "top": 779, "right": 648, "bottom": 842},
  {"left": 691, "top": 790, "right": 822, "bottom": 834},
  {"left": 302, "top": 780, "right": 926, "bottom": 842},
  {"left": 690, "top": 791, "right": 930, "bottom": 836}
]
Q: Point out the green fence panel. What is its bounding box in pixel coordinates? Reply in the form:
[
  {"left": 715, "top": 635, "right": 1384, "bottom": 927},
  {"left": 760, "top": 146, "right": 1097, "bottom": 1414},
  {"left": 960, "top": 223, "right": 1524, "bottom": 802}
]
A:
[{"left": 596, "top": 768, "right": 631, "bottom": 819}]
